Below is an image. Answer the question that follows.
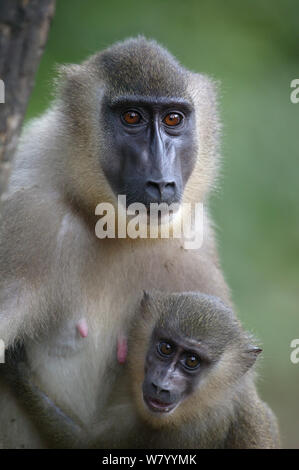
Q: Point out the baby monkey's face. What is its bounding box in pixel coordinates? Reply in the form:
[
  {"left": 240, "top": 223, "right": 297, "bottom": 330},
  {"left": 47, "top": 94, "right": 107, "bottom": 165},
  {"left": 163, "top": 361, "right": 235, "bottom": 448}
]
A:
[
  {"left": 142, "top": 326, "right": 211, "bottom": 415},
  {"left": 135, "top": 292, "right": 261, "bottom": 424}
]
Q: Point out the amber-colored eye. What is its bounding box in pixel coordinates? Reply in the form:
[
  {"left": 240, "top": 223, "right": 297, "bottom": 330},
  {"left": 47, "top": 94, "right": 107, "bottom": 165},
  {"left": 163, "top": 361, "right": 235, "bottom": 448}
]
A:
[
  {"left": 123, "top": 110, "right": 141, "bottom": 125},
  {"left": 158, "top": 341, "right": 174, "bottom": 356},
  {"left": 184, "top": 354, "right": 200, "bottom": 369},
  {"left": 163, "top": 112, "right": 182, "bottom": 127}
]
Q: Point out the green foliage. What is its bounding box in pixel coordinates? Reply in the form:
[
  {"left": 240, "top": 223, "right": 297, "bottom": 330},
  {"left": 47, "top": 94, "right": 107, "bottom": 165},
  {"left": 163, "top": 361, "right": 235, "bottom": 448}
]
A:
[{"left": 26, "top": 0, "right": 299, "bottom": 448}]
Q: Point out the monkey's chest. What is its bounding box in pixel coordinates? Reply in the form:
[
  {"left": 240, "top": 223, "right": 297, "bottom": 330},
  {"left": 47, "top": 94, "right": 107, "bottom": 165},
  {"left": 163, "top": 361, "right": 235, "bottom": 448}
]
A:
[{"left": 25, "top": 239, "right": 211, "bottom": 424}]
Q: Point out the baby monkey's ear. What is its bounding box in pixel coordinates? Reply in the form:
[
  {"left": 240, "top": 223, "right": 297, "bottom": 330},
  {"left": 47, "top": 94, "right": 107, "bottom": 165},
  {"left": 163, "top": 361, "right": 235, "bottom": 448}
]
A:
[{"left": 242, "top": 345, "right": 263, "bottom": 372}]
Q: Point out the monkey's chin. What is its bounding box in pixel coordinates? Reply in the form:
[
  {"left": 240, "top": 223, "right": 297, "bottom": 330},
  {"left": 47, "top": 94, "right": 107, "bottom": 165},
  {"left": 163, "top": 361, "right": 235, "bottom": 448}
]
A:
[{"left": 143, "top": 395, "right": 179, "bottom": 415}]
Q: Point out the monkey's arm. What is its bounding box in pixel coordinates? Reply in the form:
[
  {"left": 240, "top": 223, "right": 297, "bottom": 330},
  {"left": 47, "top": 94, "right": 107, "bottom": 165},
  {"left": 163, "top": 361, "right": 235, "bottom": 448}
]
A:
[
  {"left": 5, "top": 355, "right": 133, "bottom": 449},
  {"left": 0, "top": 188, "right": 85, "bottom": 348},
  {"left": 0, "top": 191, "right": 58, "bottom": 348},
  {"left": 4, "top": 357, "right": 90, "bottom": 449},
  {"left": 225, "top": 398, "right": 280, "bottom": 449},
  {"left": 23, "top": 380, "right": 86, "bottom": 449}
]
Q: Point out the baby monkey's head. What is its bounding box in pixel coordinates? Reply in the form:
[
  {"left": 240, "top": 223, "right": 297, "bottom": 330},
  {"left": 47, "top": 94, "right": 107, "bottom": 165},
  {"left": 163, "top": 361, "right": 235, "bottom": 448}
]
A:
[{"left": 128, "top": 291, "right": 261, "bottom": 427}]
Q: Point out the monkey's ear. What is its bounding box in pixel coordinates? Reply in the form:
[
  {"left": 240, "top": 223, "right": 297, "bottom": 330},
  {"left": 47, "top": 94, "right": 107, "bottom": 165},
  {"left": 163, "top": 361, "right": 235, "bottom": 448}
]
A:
[{"left": 242, "top": 346, "right": 262, "bottom": 371}]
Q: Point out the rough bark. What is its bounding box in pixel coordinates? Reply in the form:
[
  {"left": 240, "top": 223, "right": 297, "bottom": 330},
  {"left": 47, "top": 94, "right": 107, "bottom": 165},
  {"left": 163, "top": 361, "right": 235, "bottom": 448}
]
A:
[{"left": 0, "top": 0, "right": 56, "bottom": 196}]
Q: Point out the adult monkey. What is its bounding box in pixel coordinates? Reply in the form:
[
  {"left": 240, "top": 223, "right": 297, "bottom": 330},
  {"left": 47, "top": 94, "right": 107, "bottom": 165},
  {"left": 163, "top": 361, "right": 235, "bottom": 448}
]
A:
[{"left": 0, "top": 37, "right": 231, "bottom": 448}]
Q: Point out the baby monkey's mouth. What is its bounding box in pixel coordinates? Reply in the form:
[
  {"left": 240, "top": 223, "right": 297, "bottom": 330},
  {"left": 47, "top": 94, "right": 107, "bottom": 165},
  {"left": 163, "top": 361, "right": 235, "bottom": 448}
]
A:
[{"left": 143, "top": 394, "right": 177, "bottom": 413}]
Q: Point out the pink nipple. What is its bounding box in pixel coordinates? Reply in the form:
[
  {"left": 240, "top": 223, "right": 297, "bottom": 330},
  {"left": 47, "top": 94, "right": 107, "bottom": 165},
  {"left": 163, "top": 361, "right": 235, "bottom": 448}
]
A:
[
  {"left": 117, "top": 335, "right": 128, "bottom": 364},
  {"left": 76, "top": 318, "right": 88, "bottom": 338}
]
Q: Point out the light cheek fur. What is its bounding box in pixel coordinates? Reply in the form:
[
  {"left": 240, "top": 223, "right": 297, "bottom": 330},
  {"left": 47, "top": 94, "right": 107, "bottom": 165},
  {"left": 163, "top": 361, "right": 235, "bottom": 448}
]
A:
[{"left": 184, "top": 74, "right": 220, "bottom": 205}]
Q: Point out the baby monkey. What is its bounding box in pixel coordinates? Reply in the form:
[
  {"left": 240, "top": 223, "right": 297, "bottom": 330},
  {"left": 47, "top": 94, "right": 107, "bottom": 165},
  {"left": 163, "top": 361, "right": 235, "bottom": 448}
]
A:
[{"left": 7, "top": 291, "right": 279, "bottom": 448}]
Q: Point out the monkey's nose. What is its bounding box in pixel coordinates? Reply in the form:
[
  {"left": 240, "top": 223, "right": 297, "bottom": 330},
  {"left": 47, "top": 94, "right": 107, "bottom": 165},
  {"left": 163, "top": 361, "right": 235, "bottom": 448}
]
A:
[
  {"left": 151, "top": 382, "right": 170, "bottom": 398},
  {"left": 145, "top": 179, "right": 176, "bottom": 202}
]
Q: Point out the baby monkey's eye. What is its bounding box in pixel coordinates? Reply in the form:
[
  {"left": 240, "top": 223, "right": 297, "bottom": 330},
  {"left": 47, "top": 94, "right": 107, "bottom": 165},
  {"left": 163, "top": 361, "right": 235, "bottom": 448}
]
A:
[
  {"left": 184, "top": 353, "right": 200, "bottom": 370},
  {"left": 163, "top": 112, "right": 183, "bottom": 127},
  {"left": 122, "top": 110, "right": 142, "bottom": 125},
  {"left": 158, "top": 341, "right": 174, "bottom": 357}
]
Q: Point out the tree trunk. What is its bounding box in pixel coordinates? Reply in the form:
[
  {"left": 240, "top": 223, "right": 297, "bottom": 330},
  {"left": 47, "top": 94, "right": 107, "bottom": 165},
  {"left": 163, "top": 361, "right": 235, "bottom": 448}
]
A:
[{"left": 0, "top": 0, "right": 56, "bottom": 196}]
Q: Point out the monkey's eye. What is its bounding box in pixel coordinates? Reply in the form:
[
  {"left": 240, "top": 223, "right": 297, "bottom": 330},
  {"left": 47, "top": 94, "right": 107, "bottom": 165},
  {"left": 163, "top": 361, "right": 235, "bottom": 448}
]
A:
[
  {"left": 122, "top": 110, "right": 142, "bottom": 125},
  {"left": 157, "top": 341, "right": 174, "bottom": 357},
  {"left": 184, "top": 353, "right": 200, "bottom": 370},
  {"left": 163, "top": 112, "right": 183, "bottom": 127}
]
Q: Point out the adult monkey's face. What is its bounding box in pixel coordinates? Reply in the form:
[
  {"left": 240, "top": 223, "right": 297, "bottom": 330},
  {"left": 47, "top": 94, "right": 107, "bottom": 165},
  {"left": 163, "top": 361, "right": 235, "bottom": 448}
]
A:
[
  {"left": 101, "top": 95, "right": 196, "bottom": 208},
  {"left": 97, "top": 38, "right": 198, "bottom": 208}
]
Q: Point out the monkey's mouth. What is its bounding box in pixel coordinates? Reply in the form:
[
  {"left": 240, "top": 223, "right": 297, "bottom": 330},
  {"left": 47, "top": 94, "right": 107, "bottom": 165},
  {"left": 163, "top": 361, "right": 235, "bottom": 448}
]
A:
[{"left": 143, "top": 395, "right": 177, "bottom": 413}]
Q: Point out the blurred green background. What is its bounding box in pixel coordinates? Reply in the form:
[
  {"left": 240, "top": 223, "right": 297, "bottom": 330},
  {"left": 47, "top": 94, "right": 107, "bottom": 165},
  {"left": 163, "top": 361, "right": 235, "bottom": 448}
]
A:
[{"left": 25, "top": 0, "right": 299, "bottom": 448}]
